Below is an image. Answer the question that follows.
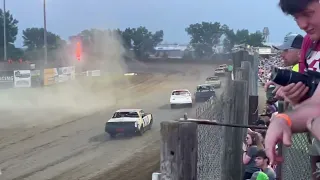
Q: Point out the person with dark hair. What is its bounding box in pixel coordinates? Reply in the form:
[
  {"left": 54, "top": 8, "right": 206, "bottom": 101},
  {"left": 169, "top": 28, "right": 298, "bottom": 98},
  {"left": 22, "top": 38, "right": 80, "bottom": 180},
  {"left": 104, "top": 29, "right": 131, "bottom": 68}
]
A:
[
  {"left": 254, "top": 150, "right": 276, "bottom": 180},
  {"left": 264, "top": 1, "right": 320, "bottom": 179},
  {"left": 273, "top": 33, "right": 303, "bottom": 72},
  {"left": 243, "top": 133, "right": 264, "bottom": 180}
]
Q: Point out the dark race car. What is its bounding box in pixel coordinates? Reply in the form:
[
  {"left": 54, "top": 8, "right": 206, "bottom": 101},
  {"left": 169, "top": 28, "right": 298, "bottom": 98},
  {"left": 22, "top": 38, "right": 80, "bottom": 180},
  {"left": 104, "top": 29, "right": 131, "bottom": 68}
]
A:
[{"left": 194, "top": 84, "right": 216, "bottom": 102}]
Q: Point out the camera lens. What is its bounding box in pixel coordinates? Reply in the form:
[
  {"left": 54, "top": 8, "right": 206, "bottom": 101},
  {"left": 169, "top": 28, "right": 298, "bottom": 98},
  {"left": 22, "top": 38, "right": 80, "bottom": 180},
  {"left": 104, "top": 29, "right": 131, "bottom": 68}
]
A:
[{"left": 271, "top": 67, "right": 309, "bottom": 86}]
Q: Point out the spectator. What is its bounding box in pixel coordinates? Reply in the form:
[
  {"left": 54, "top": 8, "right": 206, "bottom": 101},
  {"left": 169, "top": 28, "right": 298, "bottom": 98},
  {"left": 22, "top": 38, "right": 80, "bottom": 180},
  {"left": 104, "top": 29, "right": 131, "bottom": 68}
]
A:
[
  {"left": 264, "top": 1, "right": 320, "bottom": 180},
  {"left": 272, "top": 33, "right": 303, "bottom": 72},
  {"left": 243, "top": 133, "right": 264, "bottom": 180},
  {"left": 254, "top": 149, "right": 277, "bottom": 180}
]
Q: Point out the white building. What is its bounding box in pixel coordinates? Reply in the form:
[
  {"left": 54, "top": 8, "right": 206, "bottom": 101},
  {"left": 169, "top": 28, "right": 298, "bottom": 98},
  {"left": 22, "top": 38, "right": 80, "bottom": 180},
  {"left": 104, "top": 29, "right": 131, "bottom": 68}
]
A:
[{"left": 151, "top": 44, "right": 189, "bottom": 59}]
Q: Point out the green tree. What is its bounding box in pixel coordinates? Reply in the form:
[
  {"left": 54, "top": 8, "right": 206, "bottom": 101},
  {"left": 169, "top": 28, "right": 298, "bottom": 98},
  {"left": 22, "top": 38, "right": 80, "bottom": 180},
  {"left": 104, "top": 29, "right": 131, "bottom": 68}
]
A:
[
  {"left": 220, "top": 24, "right": 236, "bottom": 53},
  {"left": 22, "top": 28, "right": 66, "bottom": 61},
  {"left": 128, "top": 26, "right": 163, "bottom": 58},
  {"left": 234, "top": 29, "right": 265, "bottom": 47},
  {"left": 247, "top": 31, "right": 265, "bottom": 47},
  {"left": 22, "top": 27, "right": 65, "bottom": 50},
  {"left": 235, "top": 29, "right": 250, "bottom": 44},
  {"left": 0, "top": 9, "right": 19, "bottom": 60},
  {"left": 185, "top": 22, "right": 223, "bottom": 57},
  {"left": 119, "top": 28, "right": 133, "bottom": 49}
]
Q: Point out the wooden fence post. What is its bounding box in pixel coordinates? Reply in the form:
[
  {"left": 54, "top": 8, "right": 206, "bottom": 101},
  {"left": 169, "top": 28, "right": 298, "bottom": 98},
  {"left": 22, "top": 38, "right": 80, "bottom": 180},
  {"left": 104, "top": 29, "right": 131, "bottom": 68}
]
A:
[
  {"left": 160, "top": 121, "right": 198, "bottom": 180},
  {"left": 235, "top": 68, "right": 243, "bottom": 80},
  {"left": 221, "top": 80, "right": 248, "bottom": 180},
  {"left": 241, "top": 61, "right": 252, "bottom": 95},
  {"left": 248, "top": 95, "right": 259, "bottom": 125}
]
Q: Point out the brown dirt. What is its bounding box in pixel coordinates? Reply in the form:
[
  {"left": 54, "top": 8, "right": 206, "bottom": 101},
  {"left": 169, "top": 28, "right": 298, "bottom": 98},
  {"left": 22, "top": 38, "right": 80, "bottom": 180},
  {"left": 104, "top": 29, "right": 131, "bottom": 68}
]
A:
[{"left": 91, "top": 140, "right": 160, "bottom": 180}]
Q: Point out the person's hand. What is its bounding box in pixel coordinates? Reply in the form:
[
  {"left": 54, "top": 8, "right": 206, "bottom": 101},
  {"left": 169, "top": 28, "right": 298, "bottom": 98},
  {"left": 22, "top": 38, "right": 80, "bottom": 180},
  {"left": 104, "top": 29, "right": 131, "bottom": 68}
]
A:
[
  {"left": 264, "top": 81, "right": 277, "bottom": 91},
  {"left": 242, "top": 142, "right": 247, "bottom": 152},
  {"left": 265, "top": 116, "right": 292, "bottom": 165},
  {"left": 281, "top": 82, "right": 309, "bottom": 105},
  {"left": 307, "top": 117, "right": 320, "bottom": 141},
  {"left": 264, "top": 81, "right": 284, "bottom": 99}
]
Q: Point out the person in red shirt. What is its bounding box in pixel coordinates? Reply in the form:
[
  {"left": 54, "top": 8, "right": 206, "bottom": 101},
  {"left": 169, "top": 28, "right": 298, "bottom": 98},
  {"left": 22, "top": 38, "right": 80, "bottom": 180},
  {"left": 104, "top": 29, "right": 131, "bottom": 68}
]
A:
[{"left": 263, "top": 1, "right": 320, "bottom": 178}]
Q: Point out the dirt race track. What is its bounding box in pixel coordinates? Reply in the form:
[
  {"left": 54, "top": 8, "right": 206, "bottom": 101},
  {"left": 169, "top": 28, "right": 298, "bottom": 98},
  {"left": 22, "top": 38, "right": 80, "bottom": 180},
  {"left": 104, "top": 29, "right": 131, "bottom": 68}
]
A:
[{"left": 0, "top": 62, "right": 226, "bottom": 180}]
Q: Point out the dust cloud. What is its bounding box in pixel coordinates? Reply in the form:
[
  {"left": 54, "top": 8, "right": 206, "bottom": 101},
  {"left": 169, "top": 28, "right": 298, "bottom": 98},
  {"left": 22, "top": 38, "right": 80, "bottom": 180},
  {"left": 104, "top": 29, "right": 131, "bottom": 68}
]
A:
[{"left": 0, "top": 30, "right": 134, "bottom": 129}]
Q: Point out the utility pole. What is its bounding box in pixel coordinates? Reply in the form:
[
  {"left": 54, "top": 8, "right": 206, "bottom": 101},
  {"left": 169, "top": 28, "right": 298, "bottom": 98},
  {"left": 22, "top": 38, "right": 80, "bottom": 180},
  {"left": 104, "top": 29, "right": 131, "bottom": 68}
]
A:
[
  {"left": 43, "top": 0, "right": 48, "bottom": 64},
  {"left": 3, "top": 0, "right": 7, "bottom": 61}
]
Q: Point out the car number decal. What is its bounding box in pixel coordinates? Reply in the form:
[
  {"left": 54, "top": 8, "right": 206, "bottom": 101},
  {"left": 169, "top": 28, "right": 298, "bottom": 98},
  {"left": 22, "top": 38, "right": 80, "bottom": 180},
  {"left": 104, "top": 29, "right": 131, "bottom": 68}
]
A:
[{"left": 142, "top": 116, "right": 149, "bottom": 127}]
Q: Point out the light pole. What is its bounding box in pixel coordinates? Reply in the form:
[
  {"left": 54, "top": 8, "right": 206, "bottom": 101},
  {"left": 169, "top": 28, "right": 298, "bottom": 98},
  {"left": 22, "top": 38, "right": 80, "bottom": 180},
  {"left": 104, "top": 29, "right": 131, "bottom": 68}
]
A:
[
  {"left": 43, "top": 0, "right": 48, "bottom": 64},
  {"left": 3, "top": 0, "right": 7, "bottom": 61}
]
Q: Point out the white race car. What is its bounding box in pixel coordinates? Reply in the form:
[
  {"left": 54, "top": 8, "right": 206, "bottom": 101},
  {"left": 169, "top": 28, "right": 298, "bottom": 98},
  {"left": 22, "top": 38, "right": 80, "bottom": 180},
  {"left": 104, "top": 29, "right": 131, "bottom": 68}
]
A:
[
  {"left": 205, "top": 76, "right": 221, "bottom": 88},
  {"left": 214, "top": 67, "right": 225, "bottom": 76},
  {"left": 170, "top": 89, "right": 193, "bottom": 108},
  {"left": 105, "top": 109, "right": 153, "bottom": 138}
]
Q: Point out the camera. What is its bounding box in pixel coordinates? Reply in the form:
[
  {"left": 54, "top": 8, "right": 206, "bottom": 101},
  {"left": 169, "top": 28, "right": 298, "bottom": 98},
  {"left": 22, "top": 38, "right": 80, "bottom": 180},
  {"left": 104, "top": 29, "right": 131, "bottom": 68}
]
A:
[{"left": 270, "top": 67, "right": 320, "bottom": 97}]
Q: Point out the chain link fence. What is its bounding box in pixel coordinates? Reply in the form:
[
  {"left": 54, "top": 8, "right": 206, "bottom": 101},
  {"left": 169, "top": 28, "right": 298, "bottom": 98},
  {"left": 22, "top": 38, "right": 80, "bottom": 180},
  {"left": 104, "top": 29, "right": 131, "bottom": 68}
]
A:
[
  {"left": 196, "top": 93, "right": 226, "bottom": 180},
  {"left": 195, "top": 50, "right": 258, "bottom": 180},
  {"left": 281, "top": 133, "right": 311, "bottom": 180}
]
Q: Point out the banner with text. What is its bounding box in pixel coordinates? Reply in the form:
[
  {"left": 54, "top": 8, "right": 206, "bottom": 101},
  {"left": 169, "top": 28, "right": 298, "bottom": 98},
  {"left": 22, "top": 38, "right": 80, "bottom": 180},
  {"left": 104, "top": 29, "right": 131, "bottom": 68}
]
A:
[
  {"left": 14, "top": 70, "right": 31, "bottom": 88},
  {"left": 58, "top": 66, "right": 75, "bottom": 83},
  {"left": 0, "top": 71, "right": 14, "bottom": 89},
  {"left": 31, "top": 70, "right": 41, "bottom": 87},
  {"left": 44, "top": 68, "right": 58, "bottom": 86}
]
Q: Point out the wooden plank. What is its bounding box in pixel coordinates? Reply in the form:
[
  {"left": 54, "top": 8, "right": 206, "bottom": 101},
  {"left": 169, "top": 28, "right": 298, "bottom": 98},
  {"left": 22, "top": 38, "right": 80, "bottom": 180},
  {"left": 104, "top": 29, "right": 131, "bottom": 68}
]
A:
[
  {"left": 241, "top": 61, "right": 252, "bottom": 95},
  {"left": 221, "top": 80, "right": 248, "bottom": 180},
  {"left": 248, "top": 95, "right": 259, "bottom": 125},
  {"left": 160, "top": 121, "right": 198, "bottom": 180}
]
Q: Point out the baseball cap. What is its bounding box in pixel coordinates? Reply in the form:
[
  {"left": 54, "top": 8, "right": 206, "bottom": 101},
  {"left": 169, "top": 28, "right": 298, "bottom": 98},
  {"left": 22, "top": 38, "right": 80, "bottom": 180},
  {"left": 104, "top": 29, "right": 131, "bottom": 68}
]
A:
[
  {"left": 250, "top": 171, "right": 269, "bottom": 180},
  {"left": 273, "top": 33, "right": 303, "bottom": 50}
]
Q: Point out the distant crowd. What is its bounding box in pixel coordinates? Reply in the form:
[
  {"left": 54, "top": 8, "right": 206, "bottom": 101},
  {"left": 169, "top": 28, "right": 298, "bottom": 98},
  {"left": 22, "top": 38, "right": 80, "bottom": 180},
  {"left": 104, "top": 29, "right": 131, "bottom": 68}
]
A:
[
  {"left": 242, "top": 54, "right": 284, "bottom": 180},
  {"left": 258, "top": 54, "right": 285, "bottom": 84}
]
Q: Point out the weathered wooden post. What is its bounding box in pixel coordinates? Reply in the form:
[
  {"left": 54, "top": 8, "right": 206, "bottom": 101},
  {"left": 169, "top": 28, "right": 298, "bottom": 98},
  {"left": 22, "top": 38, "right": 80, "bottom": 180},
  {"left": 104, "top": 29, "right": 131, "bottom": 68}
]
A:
[
  {"left": 248, "top": 95, "right": 259, "bottom": 125},
  {"left": 160, "top": 121, "right": 198, "bottom": 180},
  {"left": 221, "top": 80, "right": 248, "bottom": 180}
]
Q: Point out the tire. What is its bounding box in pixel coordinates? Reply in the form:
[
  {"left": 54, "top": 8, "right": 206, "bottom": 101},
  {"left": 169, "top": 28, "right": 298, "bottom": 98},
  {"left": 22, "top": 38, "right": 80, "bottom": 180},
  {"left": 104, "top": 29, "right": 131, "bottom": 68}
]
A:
[
  {"left": 138, "top": 126, "right": 144, "bottom": 136},
  {"left": 149, "top": 118, "right": 153, "bottom": 130},
  {"left": 170, "top": 104, "right": 175, "bottom": 109},
  {"left": 188, "top": 103, "right": 193, "bottom": 108},
  {"left": 109, "top": 133, "right": 116, "bottom": 138}
]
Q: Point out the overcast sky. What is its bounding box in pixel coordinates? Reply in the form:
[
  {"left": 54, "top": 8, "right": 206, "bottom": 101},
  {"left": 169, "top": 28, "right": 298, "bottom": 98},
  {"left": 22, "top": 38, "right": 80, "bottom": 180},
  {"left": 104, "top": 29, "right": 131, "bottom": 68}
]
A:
[{"left": 8, "top": 0, "right": 305, "bottom": 47}]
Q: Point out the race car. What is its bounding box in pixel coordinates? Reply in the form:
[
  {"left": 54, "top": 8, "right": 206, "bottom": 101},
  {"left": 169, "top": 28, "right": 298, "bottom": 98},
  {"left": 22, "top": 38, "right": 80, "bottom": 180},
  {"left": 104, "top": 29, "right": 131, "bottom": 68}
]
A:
[
  {"left": 105, "top": 109, "right": 153, "bottom": 138},
  {"left": 219, "top": 64, "right": 228, "bottom": 71},
  {"left": 194, "top": 84, "right": 216, "bottom": 102},
  {"left": 205, "top": 76, "right": 221, "bottom": 88},
  {"left": 170, "top": 89, "right": 193, "bottom": 108},
  {"left": 214, "top": 67, "right": 226, "bottom": 76}
]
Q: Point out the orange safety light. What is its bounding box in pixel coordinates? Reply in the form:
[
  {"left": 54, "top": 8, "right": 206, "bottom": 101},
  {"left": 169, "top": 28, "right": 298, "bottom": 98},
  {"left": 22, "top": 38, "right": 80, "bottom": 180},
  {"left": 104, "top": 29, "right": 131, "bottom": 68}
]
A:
[{"left": 76, "top": 41, "right": 82, "bottom": 61}]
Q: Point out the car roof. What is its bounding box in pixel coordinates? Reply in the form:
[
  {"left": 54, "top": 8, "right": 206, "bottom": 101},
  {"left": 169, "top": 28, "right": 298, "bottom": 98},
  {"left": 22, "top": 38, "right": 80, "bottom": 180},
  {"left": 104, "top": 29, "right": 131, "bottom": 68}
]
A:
[
  {"left": 116, "top": 109, "right": 142, "bottom": 112},
  {"left": 206, "top": 76, "right": 219, "bottom": 79},
  {"left": 197, "top": 84, "right": 214, "bottom": 87},
  {"left": 172, "top": 89, "right": 190, "bottom": 92}
]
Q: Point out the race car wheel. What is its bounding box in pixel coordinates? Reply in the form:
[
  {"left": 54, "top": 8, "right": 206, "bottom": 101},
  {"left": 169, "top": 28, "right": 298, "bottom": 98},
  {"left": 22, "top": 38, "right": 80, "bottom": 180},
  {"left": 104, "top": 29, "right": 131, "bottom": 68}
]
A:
[
  {"left": 138, "top": 126, "right": 144, "bottom": 136},
  {"left": 149, "top": 118, "right": 153, "bottom": 130},
  {"left": 109, "top": 133, "right": 116, "bottom": 138}
]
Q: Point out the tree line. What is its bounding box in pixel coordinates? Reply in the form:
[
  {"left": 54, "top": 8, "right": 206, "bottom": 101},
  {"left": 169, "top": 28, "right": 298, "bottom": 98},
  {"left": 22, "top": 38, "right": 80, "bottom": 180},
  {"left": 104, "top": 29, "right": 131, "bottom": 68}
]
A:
[{"left": 2, "top": 10, "right": 266, "bottom": 61}]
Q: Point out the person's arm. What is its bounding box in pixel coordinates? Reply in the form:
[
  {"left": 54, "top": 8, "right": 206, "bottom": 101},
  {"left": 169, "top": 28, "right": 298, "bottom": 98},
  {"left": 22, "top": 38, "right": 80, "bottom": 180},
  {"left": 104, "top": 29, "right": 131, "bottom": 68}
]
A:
[
  {"left": 243, "top": 149, "right": 251, "bottom": 164},
  {"left": 286, "top": 85, "right": 320, "bottom": 133}
]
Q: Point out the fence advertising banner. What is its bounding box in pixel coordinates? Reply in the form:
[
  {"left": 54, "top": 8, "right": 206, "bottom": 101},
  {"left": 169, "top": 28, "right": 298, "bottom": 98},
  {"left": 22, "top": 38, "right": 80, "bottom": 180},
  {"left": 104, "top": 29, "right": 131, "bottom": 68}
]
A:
[
  {"left": 31, "top": 70, "right": 41, "bottom": 87},
  {"left": 57, "top": 66, "right": 75, "bottom": 83},
  {"left": 44, "top": 68, "right": 58, "bottom": 86},
  {"left": 0, "top": 70, "right": 14, "bottom": 89},
  {"left": 14, "top": 70, "right": 31, "bottom": 88}
]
